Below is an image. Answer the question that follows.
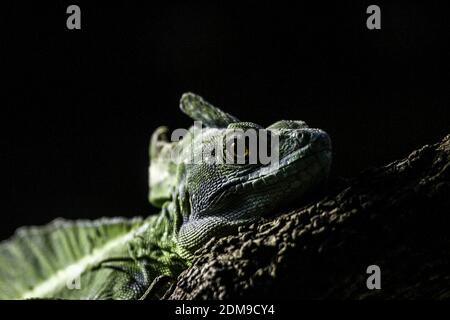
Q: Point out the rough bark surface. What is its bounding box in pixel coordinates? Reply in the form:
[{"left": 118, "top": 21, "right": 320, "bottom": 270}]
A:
[{"left": 169, "top": 134, "right": 450, "bottom": 300}]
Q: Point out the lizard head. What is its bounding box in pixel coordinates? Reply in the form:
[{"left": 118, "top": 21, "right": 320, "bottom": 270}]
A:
[{"left": 149, "top": 93, "right": 332, "bottom": 256}]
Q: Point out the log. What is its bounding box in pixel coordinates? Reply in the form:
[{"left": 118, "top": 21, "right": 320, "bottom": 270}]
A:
[{"left": 169, "top": 134, "right": 450, "bottom": 299}]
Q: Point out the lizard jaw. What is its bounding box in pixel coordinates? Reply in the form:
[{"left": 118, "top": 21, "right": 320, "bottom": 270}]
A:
[
  {"left": 199, "top": 128, "right": 332, "bottom": 210},
  {"left": 177, "top": 129, "right": 332, "bottom": 255}
]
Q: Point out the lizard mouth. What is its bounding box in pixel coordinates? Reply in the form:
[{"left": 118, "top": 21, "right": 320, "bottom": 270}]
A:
[
  {"left": 206, "top": 146, "right": 332, "bottom": 208},
  {"left": 178, "top": 143, "right": 331, "bottom": 254},
  {"left": 179, "top": 128, "right": 331, "bottom": 254},
  {"left": 192, "top": 127, "right": 331, "bottom": 219}
]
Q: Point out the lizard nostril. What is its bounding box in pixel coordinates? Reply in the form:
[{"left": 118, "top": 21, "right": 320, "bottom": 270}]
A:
[{"left": 297, "top": 131, "right": 310, "bottom": 147}]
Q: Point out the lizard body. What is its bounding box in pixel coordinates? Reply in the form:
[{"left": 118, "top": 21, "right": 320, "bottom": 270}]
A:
[{"left": 0, "top": 93, "right": 331, "bottom": 299}]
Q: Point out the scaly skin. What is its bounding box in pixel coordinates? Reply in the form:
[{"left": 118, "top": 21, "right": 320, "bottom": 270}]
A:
[
  {"left": 0, "top": 93, "right": 331, "bottom": 299},
  {"left": 149, "top": 93, "right": 331, "bottom": 257},
  {"left": 150, "top": 93, "right": 332, "bottom": 257}
]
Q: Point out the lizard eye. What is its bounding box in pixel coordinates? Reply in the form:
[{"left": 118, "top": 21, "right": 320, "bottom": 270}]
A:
[
  {"left": 224, "top": 136, "right": 251, "bottom": 165},
  {"left": 233, "top": 142, "right": 250, "bottom": 162}
]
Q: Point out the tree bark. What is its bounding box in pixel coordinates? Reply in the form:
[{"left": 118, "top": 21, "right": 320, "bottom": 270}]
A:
[{"left": 169, "top": 134, "right": 450, "bottom": 299}]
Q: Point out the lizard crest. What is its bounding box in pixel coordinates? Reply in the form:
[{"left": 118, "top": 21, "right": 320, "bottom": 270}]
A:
[
  {"left": 0, "top": 92, "right": 332, "bottom": 299},
  {"left": 149, "top": 93, "right": 332, "bottom": 256}
]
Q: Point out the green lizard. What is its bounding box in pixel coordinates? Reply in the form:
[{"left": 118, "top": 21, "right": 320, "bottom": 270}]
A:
[{"left": 0, "top": 93, "right": 332, "bottom": 299}]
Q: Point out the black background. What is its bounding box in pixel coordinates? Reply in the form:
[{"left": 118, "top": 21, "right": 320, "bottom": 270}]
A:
[{"left": 5, "top": 1, "right": 449, "bottom": 240}]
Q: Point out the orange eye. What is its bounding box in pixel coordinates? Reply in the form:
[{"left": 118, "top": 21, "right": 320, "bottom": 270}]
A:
[{"left": 224, "top": 136, "right": 251, "bottom": 165}]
